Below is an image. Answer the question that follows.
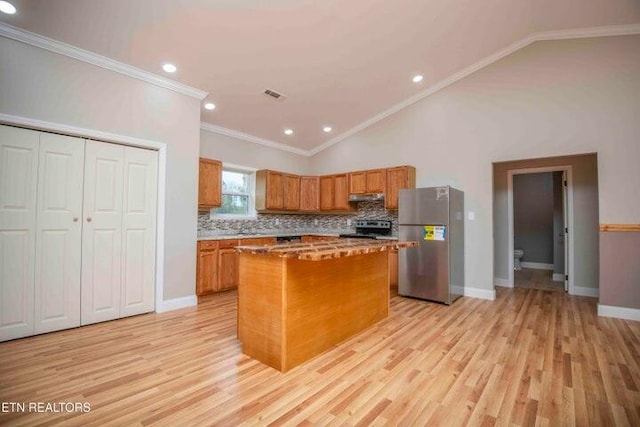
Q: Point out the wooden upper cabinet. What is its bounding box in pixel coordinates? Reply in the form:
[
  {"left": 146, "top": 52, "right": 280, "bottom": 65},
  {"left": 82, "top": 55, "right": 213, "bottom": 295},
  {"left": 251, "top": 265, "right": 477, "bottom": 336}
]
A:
[
  {"left": 349, "top": 171, "right": 366, "bottom": 194},
  {"left": 256, "top": 170, "right": 300, "bottom": 211},
  {"left": 333, "top": 174, "right": 351, "bottom": 210},
  {"left": 283, "top": 174, "right": 300, "bottom": 210},
  {"left": 366, "top": 169, "right": 386, "bottom": 193},
  {"left": 319, "top": 176, "right": 335, "bottom": 211},
  {"left": 198, "top": 158, "right": 222, "bottom": 209},
  {"left": 385, "top": 166, "right": 416, "bottom": 210},
  {"left": 349, "top": 169, "right": 386, "bottom": 194},
  {"left": 256, "top": 170, "right": 284, "bottom": 211},
  {"left": 320, "top": 174, "right": 353, "bottom": 211},
  {"left": 300, "top": 176, "right": 319, "bottom": 211}
]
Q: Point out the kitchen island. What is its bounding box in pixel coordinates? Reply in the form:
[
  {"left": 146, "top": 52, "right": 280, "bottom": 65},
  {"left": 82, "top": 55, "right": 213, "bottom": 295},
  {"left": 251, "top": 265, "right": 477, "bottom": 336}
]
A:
[{"left": 236, "top": 239, "right": 417, "bottom": 372}]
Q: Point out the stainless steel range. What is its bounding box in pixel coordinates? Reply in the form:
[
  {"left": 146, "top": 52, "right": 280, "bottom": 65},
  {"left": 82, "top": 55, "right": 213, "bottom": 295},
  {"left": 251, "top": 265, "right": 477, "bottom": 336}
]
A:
[{"left": 339, "top": 219, "right": 392, "bottom": 239}]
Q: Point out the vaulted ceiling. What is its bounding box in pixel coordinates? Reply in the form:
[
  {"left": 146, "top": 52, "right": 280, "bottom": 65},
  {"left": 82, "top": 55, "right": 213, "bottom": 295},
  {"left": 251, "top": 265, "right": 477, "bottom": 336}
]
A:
[{"left": 1, "top": 0, "right": 639, "bottom": 152}]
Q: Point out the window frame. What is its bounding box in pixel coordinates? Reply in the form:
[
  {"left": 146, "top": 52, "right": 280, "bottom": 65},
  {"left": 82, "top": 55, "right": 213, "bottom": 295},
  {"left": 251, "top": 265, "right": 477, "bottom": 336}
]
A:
[{"left": 210, "top": 164, "right": 257, "bottom": 219}]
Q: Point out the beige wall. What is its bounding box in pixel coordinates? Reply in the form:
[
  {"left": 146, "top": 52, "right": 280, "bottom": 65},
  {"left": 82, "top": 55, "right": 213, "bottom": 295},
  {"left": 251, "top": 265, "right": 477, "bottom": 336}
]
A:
[
  {"left": 600, "top": 231, "right": 640, "bottom": 309},
  {"left": 0, "top": 36, "right": 201, "bottom": 301},
  {"left": 310, "top": 35, "right": 640, "bottom": 293},
  {"left": 200, "top": 130, "right": 311, "bottom": 174}
]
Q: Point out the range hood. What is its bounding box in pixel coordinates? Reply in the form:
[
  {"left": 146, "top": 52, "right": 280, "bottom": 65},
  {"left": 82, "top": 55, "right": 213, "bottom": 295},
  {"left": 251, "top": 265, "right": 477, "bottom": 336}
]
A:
[{"left": 348, "top": 193, "right": 384, "bottom": 202}]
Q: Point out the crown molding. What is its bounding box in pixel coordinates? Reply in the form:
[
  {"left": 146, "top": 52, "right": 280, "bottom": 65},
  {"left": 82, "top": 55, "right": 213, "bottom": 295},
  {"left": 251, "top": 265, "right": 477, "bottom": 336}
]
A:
[
  {"left": 200, "top": 122, "right": 311, "bottom": 157},
  {"left": 0, "top": 113, "right": 165, "bottom": 150},
  {"left": 308, "top": 23, "right": 640, "bottom": 156},
  {"left": 0, "top": 22, "right": 208, "bottom": 100}
]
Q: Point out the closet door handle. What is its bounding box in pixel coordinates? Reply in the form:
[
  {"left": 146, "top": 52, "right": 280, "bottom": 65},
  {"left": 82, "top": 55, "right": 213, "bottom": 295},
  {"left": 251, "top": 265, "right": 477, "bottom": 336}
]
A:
[
  {"left": 73, "top": 217, "right": 79, "bottom": 222},
  {"left": 86, "top": 217, "right": 92, "bottom": 223}
]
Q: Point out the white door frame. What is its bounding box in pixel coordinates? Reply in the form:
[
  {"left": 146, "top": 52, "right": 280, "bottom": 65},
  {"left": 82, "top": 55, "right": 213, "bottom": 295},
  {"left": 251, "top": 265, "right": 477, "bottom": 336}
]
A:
[
  {"left": 0, "top": 113, "right": 167, "bottom": 313},
  {"left": 507, "top": 165, "right": 574, "bottom": 294}
]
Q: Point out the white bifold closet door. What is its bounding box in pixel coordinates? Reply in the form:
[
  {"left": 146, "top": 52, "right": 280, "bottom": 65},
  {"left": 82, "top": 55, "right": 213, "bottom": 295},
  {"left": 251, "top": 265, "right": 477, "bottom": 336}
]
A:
[
  {"left": 81, "top": 140, "right": 157, "bottom": 325},
  {"left": 34, "top": 133, "right": 84, "bottom": 334},
  {"left": 0, "top": 126, "right": 40, "bottom": 341}
]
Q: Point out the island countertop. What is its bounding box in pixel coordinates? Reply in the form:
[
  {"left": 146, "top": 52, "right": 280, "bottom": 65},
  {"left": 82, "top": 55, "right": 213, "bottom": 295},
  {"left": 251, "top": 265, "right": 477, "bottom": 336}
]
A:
[{"left": 235, "top": 238, "right": 417, "bottom": 261}]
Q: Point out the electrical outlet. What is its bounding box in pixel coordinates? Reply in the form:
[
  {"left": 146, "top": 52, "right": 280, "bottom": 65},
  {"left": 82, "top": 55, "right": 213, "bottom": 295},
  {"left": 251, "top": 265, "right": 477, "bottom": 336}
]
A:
[
  {"left": 347, "top": 219, "right": 352, "bottom": 226},
  {"left": 275, "top": 218, "right": 280, "bottom": 226},
  {"left": 314, "top": 219, "right": 319, "bottom": 226}
]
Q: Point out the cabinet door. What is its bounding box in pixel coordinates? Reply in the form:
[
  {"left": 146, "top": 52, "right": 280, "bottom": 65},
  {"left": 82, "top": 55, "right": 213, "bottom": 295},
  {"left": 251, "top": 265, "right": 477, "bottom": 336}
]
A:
[
  {"left": 300, "top": 176, "right": 319, "bottom": 211},
  {"left": 198, "top": 158, "right": 222, "bottom": 208},
  {"left": 283, "top": 174, "right": 300, "bottom": 210},
  {"left": 0, "top": 125, "right": 39, "bottom": 341},
  {"left": 385, "top": 166, "right": 415, "bottom": 210},
  {"left": 266, "top": 171, "right": 284, "bottom": 210},
  {"left": 81, "top": 141, "right": 124, "bottom": 325},
  {"left": 218, "top": 248, "right": 239, "bottom": 291},
  {"left": 34, "top": 133, "right": 84, "bottom": 334},
  {"left": 196, "top": 246, "right": 218, "bottom": 295},
  {"left": 333, "top": 174, "right": 350, "bottom": 210},
  {"left": 349, "top": 171, "right": 366, "bottom": 194},
  {"left": 366, "top": 169, "right": 386, "bottom": 193},
  {"left": 120, "top": 147, "right": 158, "bottom": 317},
  {"left": 319, "top": 176, "right": 334, "bottom": 210}
]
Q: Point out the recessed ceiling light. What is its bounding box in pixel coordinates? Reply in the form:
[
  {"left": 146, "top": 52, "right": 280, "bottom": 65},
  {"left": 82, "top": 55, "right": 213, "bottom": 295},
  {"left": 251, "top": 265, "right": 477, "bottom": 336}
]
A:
[
  {"left": 204, "top": 103, "right": 216, "bottom": 111},
  {"left": 412, "top": 74, "right": 423, "bottom": 83},
  {"left": 284, "top": 129, "right": 293, "bottom": 136},
  {"left": 0, "top": 1, "right": 16, "bottom": 14},
  {"left": 162, "top": 63, "right": 177, "bottom": 73},
  {"left": 323, "top": 126, "right": 332, "bottom": 133}
]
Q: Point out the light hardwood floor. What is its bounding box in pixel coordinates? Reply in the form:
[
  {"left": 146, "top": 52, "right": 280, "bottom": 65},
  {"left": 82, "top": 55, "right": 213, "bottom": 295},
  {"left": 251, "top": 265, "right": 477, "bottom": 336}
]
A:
[
  {"left": 514, "top": 268, "right": 564, "bottom": 292},
  {"left": 1, "top": 288, "right": 639, "bottom": 426}
]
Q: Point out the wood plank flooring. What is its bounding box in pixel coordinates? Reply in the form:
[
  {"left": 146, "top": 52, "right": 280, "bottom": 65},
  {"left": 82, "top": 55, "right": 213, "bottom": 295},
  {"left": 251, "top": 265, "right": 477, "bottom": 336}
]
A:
[
  {"left": 514, "top": 268, "right": 564, "bottom": 292},
  {"left": 1, "top": 288, "right": 639, "bottom": 426}
]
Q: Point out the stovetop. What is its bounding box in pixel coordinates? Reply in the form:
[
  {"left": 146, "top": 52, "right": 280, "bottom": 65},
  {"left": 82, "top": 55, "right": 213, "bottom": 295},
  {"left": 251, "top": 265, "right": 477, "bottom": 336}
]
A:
[{"left": 339, "top": 219, "right": 393, "bottom": 239}]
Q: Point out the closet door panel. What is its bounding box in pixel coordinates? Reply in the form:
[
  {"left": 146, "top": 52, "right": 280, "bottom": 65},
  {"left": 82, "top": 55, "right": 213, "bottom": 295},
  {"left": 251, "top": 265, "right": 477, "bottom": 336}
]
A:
[
  {"left": 81, "top": 140, "right": 124, "bottom": 325},
  {"left": 120, "top": 147, "right": 157, "bottom": 317},
  {"left": 34, "top": 133, "right": 84, "bottom": 334},
  {"left": 0, "top": 125, "right": 39, "bottom": 341}
]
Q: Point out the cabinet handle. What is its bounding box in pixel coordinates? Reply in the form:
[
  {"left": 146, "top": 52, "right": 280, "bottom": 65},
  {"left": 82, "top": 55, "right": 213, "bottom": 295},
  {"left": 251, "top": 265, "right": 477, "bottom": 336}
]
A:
[
  {"left": 86, "top": 217, "right": 92, "bottom": 222},
  {"left": 73, "top": 217, "right": 78, "bottom": 222}
]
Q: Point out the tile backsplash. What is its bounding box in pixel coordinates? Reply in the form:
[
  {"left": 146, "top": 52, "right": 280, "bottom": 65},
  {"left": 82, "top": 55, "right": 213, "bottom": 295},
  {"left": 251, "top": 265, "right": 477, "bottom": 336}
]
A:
[{"left": 198, "top": 201, "right": 399, "bottom": 234}]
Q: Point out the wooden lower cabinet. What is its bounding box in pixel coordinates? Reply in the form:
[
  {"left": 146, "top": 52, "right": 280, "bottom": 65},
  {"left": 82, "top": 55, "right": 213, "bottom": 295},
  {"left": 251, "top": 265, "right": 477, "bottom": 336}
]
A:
[
  {"left": 217, "top": 240, "right": 240, "bottom": 292},
  {"left": 197, "top": 237, "right": 276, "bottom": 296},
  {"left": 196, "top": 241, "right": 219, "bottom": 295}
]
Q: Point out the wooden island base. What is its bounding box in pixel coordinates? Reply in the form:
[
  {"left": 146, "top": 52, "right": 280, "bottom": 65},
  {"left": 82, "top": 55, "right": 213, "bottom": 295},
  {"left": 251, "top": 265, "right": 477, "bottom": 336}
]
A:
[{"left": 238, "top": 250, "right": 389, "bottom": 372}]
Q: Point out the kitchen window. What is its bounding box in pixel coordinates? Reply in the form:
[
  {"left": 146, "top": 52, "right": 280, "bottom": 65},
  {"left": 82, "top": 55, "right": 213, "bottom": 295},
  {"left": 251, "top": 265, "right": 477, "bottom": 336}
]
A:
[{"left": 212, "top": 166, "right": 257, "bottom": 219}]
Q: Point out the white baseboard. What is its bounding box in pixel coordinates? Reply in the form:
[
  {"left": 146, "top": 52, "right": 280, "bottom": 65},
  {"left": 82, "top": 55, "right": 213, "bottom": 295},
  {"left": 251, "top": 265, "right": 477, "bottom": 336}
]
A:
[
  {"left": 463, "top": 286, "right": 496, "bottom": 301},
  {"left": 552, "top": 273, "right": 565, "bottom": 282},
  {"left": 521, "top": 262, "right": 554, "bottom": 270},
  {"left": 156, "top": 295, "right": 197, "bottom": 313},
  {"left": 598, "top": 304, "right": 640, "bottom": 321},
  {"left": 571, "top": 286, "right": 599, "bottom": 298},
  {"left": 494, "top": 277, "right": 510, "bottom": 287}
]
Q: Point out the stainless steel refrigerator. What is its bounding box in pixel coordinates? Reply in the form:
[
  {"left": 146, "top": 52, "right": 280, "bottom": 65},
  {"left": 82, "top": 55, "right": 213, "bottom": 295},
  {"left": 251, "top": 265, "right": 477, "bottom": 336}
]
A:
[{"left": 398, "top": 186, "right": 464, "bottom": 305}]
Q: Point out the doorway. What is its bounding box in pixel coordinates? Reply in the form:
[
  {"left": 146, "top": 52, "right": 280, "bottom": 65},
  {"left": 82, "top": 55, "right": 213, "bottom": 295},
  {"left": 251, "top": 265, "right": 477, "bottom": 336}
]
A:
[{"left": 507, "top": 166, "right": 573, "bottom": 293}]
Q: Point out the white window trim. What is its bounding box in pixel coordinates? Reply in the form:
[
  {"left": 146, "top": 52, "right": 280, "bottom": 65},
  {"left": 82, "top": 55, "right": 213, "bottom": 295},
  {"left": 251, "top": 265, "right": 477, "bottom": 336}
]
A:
[{"left": 210, "top": 163, "right": 258, "bottom": 220}]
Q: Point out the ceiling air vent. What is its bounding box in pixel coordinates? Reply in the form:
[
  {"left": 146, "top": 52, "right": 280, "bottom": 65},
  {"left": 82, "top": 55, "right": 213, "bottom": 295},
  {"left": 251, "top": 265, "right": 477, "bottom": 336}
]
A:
[{"left": 263, "top": 88, "right": 287, "bottom": 101}]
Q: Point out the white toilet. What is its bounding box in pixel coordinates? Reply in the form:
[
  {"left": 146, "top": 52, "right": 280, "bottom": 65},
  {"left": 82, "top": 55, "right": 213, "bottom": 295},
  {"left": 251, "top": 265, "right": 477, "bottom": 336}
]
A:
[{"left": 514, "top": 249, "right": 524, "bottom": 270}]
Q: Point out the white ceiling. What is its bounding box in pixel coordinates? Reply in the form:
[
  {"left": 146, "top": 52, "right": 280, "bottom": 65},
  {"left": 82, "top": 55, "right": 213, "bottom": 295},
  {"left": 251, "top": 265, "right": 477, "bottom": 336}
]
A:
[{"left": 1, "top": 0, "right": 639, "bottom": 152}]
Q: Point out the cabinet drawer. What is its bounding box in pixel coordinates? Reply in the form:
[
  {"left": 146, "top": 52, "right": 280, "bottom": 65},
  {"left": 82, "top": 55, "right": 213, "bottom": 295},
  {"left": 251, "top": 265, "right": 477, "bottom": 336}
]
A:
[
  {"left": 198, "top": 240, "right": 219, "bottom": 251},
  {"left": 218, "top": 239, "right": 240, "bottom": 249},
  {"left": 240, "top": 237, "right": 277, "bottom": 246}
]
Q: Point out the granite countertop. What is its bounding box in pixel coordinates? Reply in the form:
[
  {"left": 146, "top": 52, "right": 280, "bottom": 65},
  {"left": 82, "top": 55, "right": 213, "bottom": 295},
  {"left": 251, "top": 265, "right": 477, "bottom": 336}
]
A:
[
  {"left": 197, "top": 229, "right": 399, "bottom": 241},
  {"left": 235, "top": 239, "right": 416, "bottom": 261}
]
